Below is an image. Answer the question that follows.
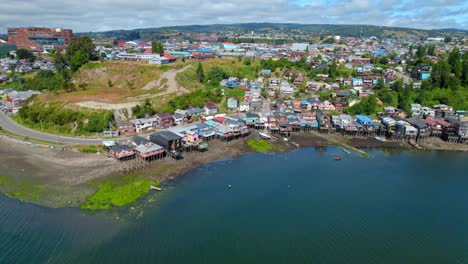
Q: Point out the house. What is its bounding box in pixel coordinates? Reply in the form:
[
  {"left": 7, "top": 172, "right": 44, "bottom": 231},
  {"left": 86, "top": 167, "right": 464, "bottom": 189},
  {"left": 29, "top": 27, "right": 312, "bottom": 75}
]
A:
[
  {"left": 169, "top": 125, "right": 200, "bottom": 143},
  {"left": 227, "top": 97, "right": 239, "bottom": 110},
  {"left": 187, "top": 107, "right": 203, "bottom": 116},
  {"left": 134, "top": 142, "right": 164, "bottom": 159},
  {"left": 197, "top": 122, "right": 216, "bottom": 140},
  {"left": 406, "top": 116, "right": 430, "bottom": 138},
  {"left": 116, "top": 122, "right": 135, "bottom": 135},
  {"left": 384, "top": 106, "right": 397, "bottom": 116},
  {"left": 459, "top": 122, "right": 468, "bottom": 138},
  {"left": 244, "top": 112, "right": 260, "bottom": 124},
  {"left": 150, "top": 131, "right": 183, "bottom": 151},
  {"left": 316, "top": 111, "right": 331, "bottom": 129},
  {"left": 411, "top": 65, "right": 432, "bottom": 80},
  {"left": 109, "top": 145, "right": 135, "bottom": 159},
  {"left": 130, "top": 117, "right": 159, "bottom": 133},
  {"left": 156, "top": 113, "right": 174, "bottom": 128},
  {"left": 318, "top": 100, "right": 336, "bottom": 111},
  {"left": 240, "top": 102, "right": 250, "bottom": 112},
  {"left": 173, "top": 109, "right": 189, "bottom": 124},
  {"left": 410, "top": 104, "right": 422, "bottom": 116},
  {"left": 203, "top": 102, "right": 218, "bottom": 115},
  {"left": 261, "top": 69, "right": 271, "bottom": 76}
]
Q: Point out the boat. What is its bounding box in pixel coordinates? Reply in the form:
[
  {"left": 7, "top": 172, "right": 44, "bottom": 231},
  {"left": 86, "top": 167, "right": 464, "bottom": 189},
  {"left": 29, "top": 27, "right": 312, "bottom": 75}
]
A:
[
  {"left": 258, "top": 132, "right": 271, "bottom": 140},
  {"left": 334, "top": 156, "right": 342, "bottom": 161},
  {"left": 374, "top": 136, "right": 387, "bottom": 142},
  {"left": 291, "top": 141, "right": 300, "bottom": 147},
  {"left": 150, "top": 186, "right": 162, "bottom": 191},
  {"left": 342, "top": 148, "right": 350, "bottom": 154}
]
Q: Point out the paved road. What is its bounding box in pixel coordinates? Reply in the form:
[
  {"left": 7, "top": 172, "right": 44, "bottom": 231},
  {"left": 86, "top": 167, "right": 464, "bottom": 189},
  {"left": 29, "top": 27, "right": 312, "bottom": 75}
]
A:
[{"left": 0, "top": 111, "right": 118, "bottom": 145}]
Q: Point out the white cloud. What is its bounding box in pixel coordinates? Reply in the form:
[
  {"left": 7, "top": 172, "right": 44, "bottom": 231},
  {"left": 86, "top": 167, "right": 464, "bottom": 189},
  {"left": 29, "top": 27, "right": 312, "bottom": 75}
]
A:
[{"left": 0, "top": 0, "right": 466, "bottom": 33}]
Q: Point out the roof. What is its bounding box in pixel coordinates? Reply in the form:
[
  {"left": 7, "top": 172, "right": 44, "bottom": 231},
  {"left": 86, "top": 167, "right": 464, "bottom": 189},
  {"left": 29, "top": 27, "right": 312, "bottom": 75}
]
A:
[
  {"left": 135, "top": 143, "right": 163, "bottom": 154},
  {"left": 151, "top": 130, "right": 182, "bottom": 141},
  {"left": 204, "top": 102, "right": 217, "bottom": 109},
  {"left": 157, "top": 113, "right": 173, "bottom": 120},
  {"left": 110, "top": 144, "right": 133, "bottom": 152},
  {"left": 406, "top": 117, "right": 427, "bottom": 129},
  {"left": 132, "top": 136, "right": 150, "bottom": 146}
]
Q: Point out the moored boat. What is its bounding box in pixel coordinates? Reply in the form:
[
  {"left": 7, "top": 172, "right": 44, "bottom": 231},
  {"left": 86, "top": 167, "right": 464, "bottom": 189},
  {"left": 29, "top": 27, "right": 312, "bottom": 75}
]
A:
[
  {"left": 334, "top": 156, "right": 342, "bottom": 161},
  {"left": 258, "top": 132, "right": 271, "bottom": 140},
  {"left": 150, "top": 186, "right": 162, "bottom": 191},
  {"left": 342, "top": 148, "right": 350, "bottom": 154},
  {"left": 374, "top": 136, "right": 387, "bottom": 142}
]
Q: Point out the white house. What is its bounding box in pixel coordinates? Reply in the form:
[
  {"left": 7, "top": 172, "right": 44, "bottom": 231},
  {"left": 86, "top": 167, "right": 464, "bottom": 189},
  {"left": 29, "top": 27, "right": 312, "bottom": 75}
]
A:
[
  {"left": 240, "top": 102, "right": 250, "bottom": 112},
  {"left": 130, "top": 117, "right": 160, "bottom": 133}
]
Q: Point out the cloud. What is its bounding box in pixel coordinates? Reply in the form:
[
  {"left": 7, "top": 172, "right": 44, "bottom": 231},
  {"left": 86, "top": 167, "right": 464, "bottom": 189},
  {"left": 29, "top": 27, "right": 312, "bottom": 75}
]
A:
[{"left": 0, "top": 0, "right": 466, "bottom": 34}]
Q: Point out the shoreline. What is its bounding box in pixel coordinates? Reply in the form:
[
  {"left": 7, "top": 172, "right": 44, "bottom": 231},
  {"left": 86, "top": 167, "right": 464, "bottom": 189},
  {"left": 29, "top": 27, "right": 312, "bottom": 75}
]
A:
[{"left": 0, "top": 132, "right": 467, "bottom": 208}]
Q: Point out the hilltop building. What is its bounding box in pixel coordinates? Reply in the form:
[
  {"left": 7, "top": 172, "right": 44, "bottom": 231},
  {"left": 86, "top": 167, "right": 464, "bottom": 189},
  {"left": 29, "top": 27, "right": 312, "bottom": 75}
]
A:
[{"left": 7, "top": 27, "right": 73, "bottom": 51}]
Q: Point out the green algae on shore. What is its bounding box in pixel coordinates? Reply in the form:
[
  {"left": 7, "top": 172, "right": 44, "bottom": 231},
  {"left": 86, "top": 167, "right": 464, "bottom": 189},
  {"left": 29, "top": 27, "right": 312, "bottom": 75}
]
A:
[
  {"left": 81, "top": 175, "right": 160, "bottom": 210},
  {"left": 0, "top": 175, "right": 45, "bottom": 202},
  {"left": 247, "top": 139, "right": 274, "bottom": 152}
]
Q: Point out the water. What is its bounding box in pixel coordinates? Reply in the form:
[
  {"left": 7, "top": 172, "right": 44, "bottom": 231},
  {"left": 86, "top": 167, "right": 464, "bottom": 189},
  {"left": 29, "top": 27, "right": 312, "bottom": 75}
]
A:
[{"left": 1, "top": 147, "right": 468, "bottom": 264}]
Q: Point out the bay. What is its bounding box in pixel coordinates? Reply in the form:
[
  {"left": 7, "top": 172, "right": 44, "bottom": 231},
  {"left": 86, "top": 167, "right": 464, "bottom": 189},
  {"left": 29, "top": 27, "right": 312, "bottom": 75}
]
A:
[{"left": 1, "top": 147, "right": 467, "bottom": 264}]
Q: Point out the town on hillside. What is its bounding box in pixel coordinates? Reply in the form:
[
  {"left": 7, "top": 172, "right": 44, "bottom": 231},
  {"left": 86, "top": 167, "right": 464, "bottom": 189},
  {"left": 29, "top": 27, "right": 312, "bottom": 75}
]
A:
[{"left": 0, "top": 26, "right": 467, "bottom": 162}]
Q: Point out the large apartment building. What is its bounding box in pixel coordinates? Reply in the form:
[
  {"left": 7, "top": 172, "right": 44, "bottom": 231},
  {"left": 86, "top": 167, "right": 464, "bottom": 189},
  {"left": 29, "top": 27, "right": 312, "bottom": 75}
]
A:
[{"left": 7, "top": 27, "right": 73, "bottom": 51}]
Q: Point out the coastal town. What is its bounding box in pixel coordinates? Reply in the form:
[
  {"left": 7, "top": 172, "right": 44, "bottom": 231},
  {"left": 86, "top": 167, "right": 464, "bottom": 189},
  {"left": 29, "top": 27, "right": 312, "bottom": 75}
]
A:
[{"left": 1, "top": 26, "right": 467, "bottom": 164}]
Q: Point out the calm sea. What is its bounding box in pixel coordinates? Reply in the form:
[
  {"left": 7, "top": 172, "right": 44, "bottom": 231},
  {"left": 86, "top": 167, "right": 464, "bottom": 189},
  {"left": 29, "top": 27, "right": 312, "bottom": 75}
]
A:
[{"left": 1, "top": 147, "right": 468, "bottom": 264}]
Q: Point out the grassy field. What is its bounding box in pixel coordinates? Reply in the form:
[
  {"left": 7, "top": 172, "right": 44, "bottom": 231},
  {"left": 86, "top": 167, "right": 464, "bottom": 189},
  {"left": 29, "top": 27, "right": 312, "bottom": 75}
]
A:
[
  {"left": 81, "top": 175, "right": 160, "bottom": 210},
  {"left": 247, "top": 139, "right": 273, "bottom": 152}
]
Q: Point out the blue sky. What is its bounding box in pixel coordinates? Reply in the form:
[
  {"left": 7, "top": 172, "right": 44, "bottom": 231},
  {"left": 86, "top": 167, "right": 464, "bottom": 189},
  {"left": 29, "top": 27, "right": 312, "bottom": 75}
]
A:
[{"left": 0, "top": 0, "right": 467, "bottom": 33}]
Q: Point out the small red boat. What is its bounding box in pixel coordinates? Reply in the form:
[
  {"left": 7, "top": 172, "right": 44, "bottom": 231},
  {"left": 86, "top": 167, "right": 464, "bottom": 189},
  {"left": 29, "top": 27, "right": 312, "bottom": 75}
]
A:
[{"left": 334, "top": 156, "right": 342, "bottom": 161}]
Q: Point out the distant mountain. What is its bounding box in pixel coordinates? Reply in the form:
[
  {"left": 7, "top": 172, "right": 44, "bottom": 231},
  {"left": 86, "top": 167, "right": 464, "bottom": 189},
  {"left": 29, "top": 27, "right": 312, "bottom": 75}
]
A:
[{"left": 78, "top": 23, "right": 468, "bottom": 41}]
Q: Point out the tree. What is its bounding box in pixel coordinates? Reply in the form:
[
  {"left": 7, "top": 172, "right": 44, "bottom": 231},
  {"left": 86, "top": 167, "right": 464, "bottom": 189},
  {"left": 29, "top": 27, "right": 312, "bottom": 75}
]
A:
[
  {"left": 431, "top": 60, "right": 451, "bottom": 88},
  {"left": 329, "top": 62, "right": 337, "bottom": 79},
  {"left": 196, "top": 62, "right": 204, "bottom": 83},
  {"left": 427, "top": 44, "right": 436, "bottom": 56},
  {"left": 416, "top": 45, "right": 426, "bottom": 58},
  {"left": 207, "top": 66, "right": 228, "bottom": 84},
  {"left": 374, "top": 78, "right": 385, "bottom": 90},
  {"left": 379, "top": 57, "right": 389, "bottom": 65},
  {"left": 151, "top": 41, "right": 164, "bottom": 54},
  {"left": 70, "top": 50, "right": 89, "bottom": 72},
  {"left": 444, "top": 36, "right": 452, "bottom": 43},
  {"left": 16, "top": 48, "right": 35, "bottom": 61},
  {"left": 66, "top": 35, "right": 97, "bottom": 71}
]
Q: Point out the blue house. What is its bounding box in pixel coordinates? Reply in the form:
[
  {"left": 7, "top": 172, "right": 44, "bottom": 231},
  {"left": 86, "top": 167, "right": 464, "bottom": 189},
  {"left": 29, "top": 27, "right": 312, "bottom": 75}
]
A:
[
  {"left": 352, "top": 78, "right": 363, "bottom": 86},
  {"left": 356, "top": 115, "right": 374, "bottom": 127},
  {"left": 261, "top": 69, "right": 272, "bottom": 76},
  {"left": 373, "top": 50, "right": 388, "bottom": 57},
  {"left": 226, "top": 80, "right": 238, "bottom": 88}
]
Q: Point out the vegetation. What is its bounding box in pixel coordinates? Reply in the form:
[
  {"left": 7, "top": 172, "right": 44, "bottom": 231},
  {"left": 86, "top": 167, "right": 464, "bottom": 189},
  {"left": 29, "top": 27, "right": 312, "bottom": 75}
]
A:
[
  {"left": 81, "top": 176, "right": 160, "bottom": 210},
  {"left": 65, "top": 35, "right": 98, "bottom": 72},
  {"left": 17, "top": 101, "right": 114, "bottom": 136},
  {"left": 0, "top": 175, "right": 44, "bottom": 202},
  {"left": 132, "top": 99, "right": 156, "bottom": 118},
  {"left": 151, "top": 41, "right": 164, "bottom": 54},
  {"left": 16, "top": 48, "right": 36, "bottom": 62},
  {"left": 79, "top": 145, "right": 104, "bottom": 153},
  {"left": 247, "top": 139, "right": 273, "bottom": 152}
]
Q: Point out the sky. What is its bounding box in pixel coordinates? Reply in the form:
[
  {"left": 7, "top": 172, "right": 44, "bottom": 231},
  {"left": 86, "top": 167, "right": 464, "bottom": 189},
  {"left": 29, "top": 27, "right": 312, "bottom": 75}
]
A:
[{"left": 0, "top": 0, "right": 467, "bottom": 33}]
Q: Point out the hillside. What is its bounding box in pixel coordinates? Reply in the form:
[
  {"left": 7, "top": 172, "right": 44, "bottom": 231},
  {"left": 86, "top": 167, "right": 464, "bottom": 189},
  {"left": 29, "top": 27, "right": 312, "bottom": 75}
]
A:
[
  {"left": 35, "top": 61, "right": 192, "bottom": 110},
  {"left": 80, "top": 23, "right": 468, "bottom": 40}
]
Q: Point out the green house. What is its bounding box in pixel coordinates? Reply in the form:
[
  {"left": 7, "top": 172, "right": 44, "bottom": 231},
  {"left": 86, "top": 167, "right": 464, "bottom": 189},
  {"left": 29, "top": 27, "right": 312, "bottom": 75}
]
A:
[{"left": 227, "top": 97, "right": 239, "bottom": 110}]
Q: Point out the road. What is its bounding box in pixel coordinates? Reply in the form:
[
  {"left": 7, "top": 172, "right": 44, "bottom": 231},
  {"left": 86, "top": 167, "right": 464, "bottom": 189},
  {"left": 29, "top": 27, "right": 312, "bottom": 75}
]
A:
[{"left": 0, "top": 111, "right": 118, "bottom": 145}]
